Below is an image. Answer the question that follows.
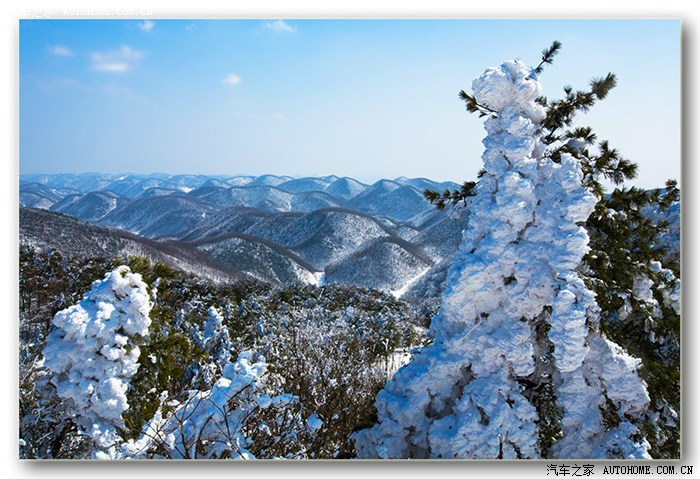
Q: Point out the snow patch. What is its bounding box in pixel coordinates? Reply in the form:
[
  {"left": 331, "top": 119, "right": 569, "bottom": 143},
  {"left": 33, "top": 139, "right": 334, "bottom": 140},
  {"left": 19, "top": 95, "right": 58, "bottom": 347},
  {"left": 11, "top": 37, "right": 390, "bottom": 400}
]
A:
[{"left": 391, "top": 266, "right": 431, "bottom": 299}]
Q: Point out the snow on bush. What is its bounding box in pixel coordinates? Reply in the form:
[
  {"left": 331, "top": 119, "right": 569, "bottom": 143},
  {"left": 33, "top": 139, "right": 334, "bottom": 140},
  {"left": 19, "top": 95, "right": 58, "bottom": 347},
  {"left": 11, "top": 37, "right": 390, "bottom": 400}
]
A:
[
  {"left": 42, "top": 266, "right": 152, "bottom": 451},
  {"left": 191, "top": 306, "right": 234, "bottom": 384},
  {"left": 354, "top": 59, "right": 650, "bottom": 459},
  {"left": 114, "top": 352, "right": 313, "bottom": 459}
]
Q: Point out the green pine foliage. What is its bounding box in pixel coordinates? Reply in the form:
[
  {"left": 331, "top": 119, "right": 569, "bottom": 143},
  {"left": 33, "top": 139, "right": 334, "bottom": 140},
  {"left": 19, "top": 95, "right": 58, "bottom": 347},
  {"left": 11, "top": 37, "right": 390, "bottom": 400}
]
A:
[
  {"left": 423, "top": 181, "right": 477, "bottom": 210},
  {"left": 586, "top": 181, "right": 680, "bottom": 458}
]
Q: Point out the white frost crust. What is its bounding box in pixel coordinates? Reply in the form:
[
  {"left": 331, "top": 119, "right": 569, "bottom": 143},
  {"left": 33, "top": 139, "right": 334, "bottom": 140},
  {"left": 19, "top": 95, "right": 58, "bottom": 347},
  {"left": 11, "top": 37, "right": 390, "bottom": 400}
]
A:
[
  {"left": 552, "top": 334, "right": 650, "bottom": 459},
  {"left": 471, "top": 60, "right": 544, "bottom": 122},
  {"left": 428, "top": 366, "right": 539, "bottom": 459},
  {"left": 42, "top": 266, "right": 152, "bottom": 449},
  {"left": 632, "top": 274, "right": 655, "bottom": 303}
]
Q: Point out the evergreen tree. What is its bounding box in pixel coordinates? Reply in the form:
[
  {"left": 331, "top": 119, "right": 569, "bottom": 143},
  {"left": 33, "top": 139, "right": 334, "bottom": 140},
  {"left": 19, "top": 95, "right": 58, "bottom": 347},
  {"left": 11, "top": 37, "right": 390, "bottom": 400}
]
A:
[
  {"left": 422, "top": 42, "right": 681, "bottom": 459},
  {"left": 355, "top": 49, "right": 653, "bottom": 459}
]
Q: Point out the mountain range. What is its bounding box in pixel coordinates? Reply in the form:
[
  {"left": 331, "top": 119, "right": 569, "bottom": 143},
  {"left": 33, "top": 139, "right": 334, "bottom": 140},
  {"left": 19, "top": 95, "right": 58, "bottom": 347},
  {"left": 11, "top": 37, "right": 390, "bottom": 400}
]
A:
[
  {"left": 20, "top": 173, "right": 467, "bottom": 297},
  {"left": 19, "top": 173, "right": 680, "bottom": 299}
]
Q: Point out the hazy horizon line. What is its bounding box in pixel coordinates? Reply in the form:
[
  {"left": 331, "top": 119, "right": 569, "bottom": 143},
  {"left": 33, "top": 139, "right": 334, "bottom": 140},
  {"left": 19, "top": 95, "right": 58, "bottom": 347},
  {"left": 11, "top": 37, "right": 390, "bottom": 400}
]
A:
[{"left": 19, "top": 171, "right": 469, "bottom": 185}]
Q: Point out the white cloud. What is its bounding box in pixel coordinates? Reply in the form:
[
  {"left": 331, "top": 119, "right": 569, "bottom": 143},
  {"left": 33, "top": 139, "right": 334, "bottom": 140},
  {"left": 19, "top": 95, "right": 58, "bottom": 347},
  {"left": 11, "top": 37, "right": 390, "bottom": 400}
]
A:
[
  {"left": 222, "top": 73, "right": 242, "bottom": 86},
  {"left": 138, "top": 20, "right": 155, "bottom": 32},
  {"left": 90, "top": 45, "right": 144, "bottom": 73},
  {"left": 47, "top": 44, "right": 73, "bottom": 57},
  {"left": 265, "top": 20, "right": 296, "bottom": 33},
  {"left": 273, "top": 112, "right": 285, "bottom": 120}
]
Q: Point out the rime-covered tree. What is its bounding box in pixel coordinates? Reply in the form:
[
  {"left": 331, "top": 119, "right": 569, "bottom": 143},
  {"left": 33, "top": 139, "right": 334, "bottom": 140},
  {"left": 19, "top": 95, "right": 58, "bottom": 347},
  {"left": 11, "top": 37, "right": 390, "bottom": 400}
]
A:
[
  {"left": 422, "top": 42, "right": 681, "bottom": 459},
  {"left": 190, "top": 306, "right": 235, "bottom": 385},
  {"left": 355, "top": 51, "right": 652, "bottom": 459},
  {"left": 41, "top": 266, "right": 152, "bottom": 454}
]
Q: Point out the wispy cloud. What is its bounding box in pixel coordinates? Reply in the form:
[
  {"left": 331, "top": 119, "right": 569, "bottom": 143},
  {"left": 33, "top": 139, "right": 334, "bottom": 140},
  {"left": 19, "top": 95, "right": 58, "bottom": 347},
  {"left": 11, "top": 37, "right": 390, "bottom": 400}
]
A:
[
  {"left": 138, "top": 20, "right": 155, "bottom": 32},
  {"left": 264, "top": 20, "right": 296, "bottom": 33},
  {"left": 273, "top": 112, "right": 285, "bottom": 120},
  {"left": 47, "top": 44, "right": 73, "bottom": 57},
  {"left": 222, "top": 73, "right": 242, "bottom": 86},
  {"left": 90, "top": 45, "right": 144, "bottom": 73}
]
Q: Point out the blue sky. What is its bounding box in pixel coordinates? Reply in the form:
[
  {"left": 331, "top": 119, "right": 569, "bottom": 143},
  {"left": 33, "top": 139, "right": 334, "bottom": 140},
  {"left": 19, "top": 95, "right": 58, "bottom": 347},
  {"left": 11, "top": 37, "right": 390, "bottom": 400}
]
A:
[{"left": 19, "top": 19, "right": 680, "bottom": 187}]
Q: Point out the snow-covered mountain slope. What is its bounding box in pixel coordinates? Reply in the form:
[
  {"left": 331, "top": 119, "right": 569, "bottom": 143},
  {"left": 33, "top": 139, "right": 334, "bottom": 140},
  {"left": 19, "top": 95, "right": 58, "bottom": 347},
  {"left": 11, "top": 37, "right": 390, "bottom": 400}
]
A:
[
  {"left": 19, "top": 183, "right": 80, "bottom": 209},
  {"left": 348, "top": 180, "right": 434, "bottom": 222},
  {"left": 276, "top": 176, "right": 370, "bottom": 200},
  {"left": 98, "top": 195, "right": 216, "bottom": 239},
  {"left": 103, "top": 175, "right": 221, "bottom": 197},
  {"left": 393, "top": 177, "right": 460, "bottom": 193},
  {"left": 102, "top": 176, "right": 175, "bottom": 198},
  {"left": 18, "top": 172, "right": 682, "bottom": 300},
  {"left": 20, "top": 207, "right": 251, "bottom": 283},
  {"left": 286, "top": 209, "right": 395, "bottom": 269},
  {"left": 50, "top": 191, "right": 131, "bottom": 223},
  {"left": 248, "top": 174, "right": 294, "bottom": 186},
  {"left": 19, "top": 174, "right": 456, "bottom": 223},
  {"left": 413, "top": 211, "right": 470, "bottom": 261},
  {"left": 324, "top": 177, "right": 368, "bottom": 199},
  {"left": 137, "top": 187, "right": 184, "bottom": 199},
  {"left": 179, "top": 207, "right": 397, "bottom": 271},
  {"left": 177, "top": 207, "right": 281, "bottom": 242},
  {"left": 400, "top": 212, "right": 471, "bottom": 299},
  {"left": 224, "top": 176, "right": 255, "bottom": 187},
  {"left": 324, "top": 237, "right": 434, "bottom": 292},
  {"left": 189, "top": 184, "right": 348, "bottom": 212},
  {"left": 21, "top": 173, "right": 116, "bottom": 192},
  {"left": 191, "top": 232, "right": 321, "bottom": 285},
  {"left": 277, "top": 177, "right": 333, "bottom": 194}
]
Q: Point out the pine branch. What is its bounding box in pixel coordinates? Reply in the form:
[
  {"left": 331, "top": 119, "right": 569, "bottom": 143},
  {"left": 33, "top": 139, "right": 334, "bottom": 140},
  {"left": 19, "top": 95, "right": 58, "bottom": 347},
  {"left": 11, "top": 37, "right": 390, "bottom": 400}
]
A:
[
  {"left": 541, "top": 74, "right": 616, "bottom": 143},
  {"left": 594, "top": 140, "right": 638, "bottom": 184},
  {"left": 660, "top": 179, "right": 680, "bottom": 207},
  {"left": 459, "top": 90, "right": 498, "bottom": 118},
  {"left": 529, "top": 40, "right": 562, "bottom": 78},
  {"left": 590, "top": 73, "right": 617, "bottom": 100},
  {"left": 424, "top": 181, "right": 477, "bottom": 210},
  {"left": 565, "top": 126, "right": 597, "bottom": 145}
]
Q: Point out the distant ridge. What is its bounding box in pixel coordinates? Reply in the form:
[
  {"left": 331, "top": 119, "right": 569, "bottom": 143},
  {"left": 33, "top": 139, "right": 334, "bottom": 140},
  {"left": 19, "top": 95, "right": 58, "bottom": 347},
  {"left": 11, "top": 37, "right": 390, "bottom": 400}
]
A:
[{"left": 20, "top": 207, "right": 254, "bottom": 283}]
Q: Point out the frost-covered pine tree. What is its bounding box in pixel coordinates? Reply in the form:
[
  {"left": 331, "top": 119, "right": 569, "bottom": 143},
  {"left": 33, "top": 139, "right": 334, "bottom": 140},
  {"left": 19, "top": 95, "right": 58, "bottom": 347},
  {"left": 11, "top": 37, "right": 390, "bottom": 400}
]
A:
[
  {"left": 42, "top": 266, "right": 152, "bottom": 453},
  {"left": 191, "top": 306, "right": 234, "bottom": 385},
  {"left": 355, "top": 54, "right": 651, "bottom": 459}
]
